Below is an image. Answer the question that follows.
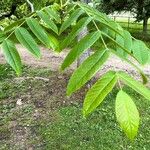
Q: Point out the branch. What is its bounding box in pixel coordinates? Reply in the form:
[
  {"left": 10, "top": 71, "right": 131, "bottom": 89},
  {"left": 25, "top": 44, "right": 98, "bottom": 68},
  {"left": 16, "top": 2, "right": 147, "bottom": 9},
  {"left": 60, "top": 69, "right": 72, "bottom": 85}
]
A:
[{"left": 26, "top": 0, "right": 34, "bottom": 12}]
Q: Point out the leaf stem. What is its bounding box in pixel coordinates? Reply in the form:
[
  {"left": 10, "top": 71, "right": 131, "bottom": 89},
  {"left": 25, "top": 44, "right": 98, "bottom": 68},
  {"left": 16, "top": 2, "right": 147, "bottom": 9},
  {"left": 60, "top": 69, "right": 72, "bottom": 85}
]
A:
[{"left": 79, "top": 5, "right": 108, "bottom": 49}]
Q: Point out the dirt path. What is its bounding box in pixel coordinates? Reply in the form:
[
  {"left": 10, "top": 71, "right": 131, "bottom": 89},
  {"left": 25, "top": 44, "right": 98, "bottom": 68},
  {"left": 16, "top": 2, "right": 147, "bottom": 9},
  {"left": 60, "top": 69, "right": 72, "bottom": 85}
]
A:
[{"left": 0, "top": 44, "right": 150, "bottom": 76}]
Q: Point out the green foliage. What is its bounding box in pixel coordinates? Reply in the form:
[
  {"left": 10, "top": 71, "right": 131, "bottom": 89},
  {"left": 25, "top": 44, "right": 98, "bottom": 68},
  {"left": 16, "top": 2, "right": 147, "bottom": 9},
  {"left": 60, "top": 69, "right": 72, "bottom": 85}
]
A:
[{"left": 0, "top": 2, "right": 150, "bottom": 140}]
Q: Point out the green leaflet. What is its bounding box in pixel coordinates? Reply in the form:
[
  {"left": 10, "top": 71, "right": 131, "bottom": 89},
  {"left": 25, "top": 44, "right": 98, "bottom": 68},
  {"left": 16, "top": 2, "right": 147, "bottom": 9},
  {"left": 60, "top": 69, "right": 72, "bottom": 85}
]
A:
[
  {"left": 116, "top": 90, "right": 139, "bottom": 140},
  {"left": 118, "top": 71, "right": 150, "bottom": 101},
  {"left": 67, "top": 49, "right": 109, "bottom": 96},
  {"left": 132, "top": 40, "right": 149, "bottom": 65},
  {"left": 26, "top": 18, "right": 50, "bottom": 48},
  {"left": 37, "top": 10, "right": 58, "bottom": 34},
  {"left": 61, "top": 31, "right": 101, "bottom": 70},
  {"left": 2, "top": 39, "right": 22, "bottom": 75},
  {"left": 83, "top": 71, "right": 117, "bottom": 116},
  {"left": 59, "top": 8, "right": 83, "bottom": 34},
  {"left": 60, "top": 17, "right": 92, "bottom": 50},
  {"left": 15, "top": 27, "right": 41, "bottom": 58},
  {"left": 45, "top": 7, "right": 61, "bottom": 23}
]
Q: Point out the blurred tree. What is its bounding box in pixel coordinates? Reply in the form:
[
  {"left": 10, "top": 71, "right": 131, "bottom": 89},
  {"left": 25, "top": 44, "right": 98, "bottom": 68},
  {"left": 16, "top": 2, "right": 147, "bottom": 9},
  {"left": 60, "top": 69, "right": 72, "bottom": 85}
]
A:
[{"left": 96, "top": 0, "right": 150, "bottom": 33}]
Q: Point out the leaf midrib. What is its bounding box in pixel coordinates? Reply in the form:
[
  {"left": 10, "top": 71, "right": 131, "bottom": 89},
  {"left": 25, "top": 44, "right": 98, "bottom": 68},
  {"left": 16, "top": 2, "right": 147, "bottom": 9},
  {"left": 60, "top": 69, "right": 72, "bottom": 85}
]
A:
[
  {"left": 4, "top": 40, "right": 19, "bottom": 72},
  {"left": 85, "top": 74, "right": 116, "bottom": 112},
  {"left": 16, "top": 29, "right": 37, "bottom": 55},
  {"left": 70, "top": 50, "right": 107, "bottom": 92}
]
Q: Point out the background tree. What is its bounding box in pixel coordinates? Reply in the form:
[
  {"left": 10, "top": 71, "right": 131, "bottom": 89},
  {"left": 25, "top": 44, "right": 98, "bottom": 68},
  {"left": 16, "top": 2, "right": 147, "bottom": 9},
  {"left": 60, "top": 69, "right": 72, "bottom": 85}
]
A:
[
  {"left": 97, "top": 0, "right": 150, "bottom": 33},
  {"left": 0, "top": 0, "right": 52, "bottom": 20}
]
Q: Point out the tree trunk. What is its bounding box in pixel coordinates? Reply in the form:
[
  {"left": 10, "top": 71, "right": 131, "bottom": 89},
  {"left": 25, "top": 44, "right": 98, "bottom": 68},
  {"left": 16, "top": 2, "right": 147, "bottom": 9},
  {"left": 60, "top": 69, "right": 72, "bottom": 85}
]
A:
[
  {"left": 77, "top": 0, "right": 92, "bottom": 88},
  {"left": 143, "top": 17, "right": 148, "bottom": 33},
  {"left": 77, "top": 27, "right": 91, "bottom": 67}
]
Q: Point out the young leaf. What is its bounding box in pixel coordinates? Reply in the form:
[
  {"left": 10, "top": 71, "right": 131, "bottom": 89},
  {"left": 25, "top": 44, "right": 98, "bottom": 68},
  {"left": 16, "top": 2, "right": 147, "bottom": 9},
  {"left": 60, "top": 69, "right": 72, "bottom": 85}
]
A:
[
  {"left": 61, "top": 31, "right": 101, "bottom": 70},
  {"left": 83, "top": 71, "right": 117, "bottom": 116},
  {"left": 60, "top": 17, "right": 92, "bottom": 50},
  {"left": 67, "top": 49, "right": 109, "bottom": 96},
  {"left": 37, "top": 11, "right": 58, "bottom": 34},
  {"left": 132, "top": 40, "right": 149, "bottom": 65},
  {"left": 59, "top": 8, "right": 83, "bottom": 34},
  {"left": 26, "top": 18, "right": 50, "bottom": 48},
  {"left": 118, "top": 71, "right": 150, "bottom": 101},
  {"left": 116, "top": 90, "right": 139, "bottom": 140},
  {"left": 2, "top": 39, "right": 22, "bottom": 75},
  {"left": 15, "top": 27, "right": 41, "bottom": 58}
]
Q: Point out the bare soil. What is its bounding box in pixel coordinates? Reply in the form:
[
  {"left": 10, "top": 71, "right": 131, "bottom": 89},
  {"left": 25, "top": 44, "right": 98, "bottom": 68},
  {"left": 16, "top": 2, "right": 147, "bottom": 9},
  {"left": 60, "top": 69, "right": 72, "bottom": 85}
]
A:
[{"left": 0, "top": 44, "right": 150, "bottom": 75}]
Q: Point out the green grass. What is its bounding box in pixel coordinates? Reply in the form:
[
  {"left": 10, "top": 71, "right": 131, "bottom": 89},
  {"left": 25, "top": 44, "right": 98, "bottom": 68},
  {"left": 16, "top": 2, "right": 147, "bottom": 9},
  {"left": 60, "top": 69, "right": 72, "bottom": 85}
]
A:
[
  {"left": 39, "top": 88, "right": 150, "bottom": 150},
  {"left": 0, "top": 65, "right": 150, "bottom": 149}
]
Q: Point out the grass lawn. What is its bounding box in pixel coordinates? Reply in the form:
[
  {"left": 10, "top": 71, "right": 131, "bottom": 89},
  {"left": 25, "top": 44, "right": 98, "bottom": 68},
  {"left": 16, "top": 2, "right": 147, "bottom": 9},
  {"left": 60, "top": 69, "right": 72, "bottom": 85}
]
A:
[{"left": 0, "top": 65, "right": 150, "bottom": 150}]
